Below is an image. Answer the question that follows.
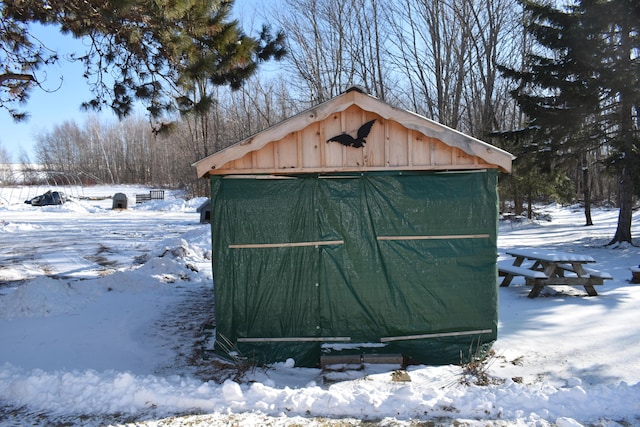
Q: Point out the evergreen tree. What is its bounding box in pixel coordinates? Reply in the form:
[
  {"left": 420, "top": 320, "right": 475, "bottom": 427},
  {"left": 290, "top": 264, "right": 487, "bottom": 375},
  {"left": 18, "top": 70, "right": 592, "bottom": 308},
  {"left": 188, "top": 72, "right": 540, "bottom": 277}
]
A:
[
  {"left": 0, "top": 13, "right": 59, "bottom": 121},
  {"left": 501, "top": 0, "right": 640, "bottom": 243},
  {"left": 588, "top": 0, "right": 640, "bottom": 245},
  {"left": 1, "top": 0, "right": 284, "bottom": 120},
  {"left": 169, "top": 1, "right": 285, "bottom": 195},
  {"left": 171, "top": 1, "right": 285, "bottom": 158}
]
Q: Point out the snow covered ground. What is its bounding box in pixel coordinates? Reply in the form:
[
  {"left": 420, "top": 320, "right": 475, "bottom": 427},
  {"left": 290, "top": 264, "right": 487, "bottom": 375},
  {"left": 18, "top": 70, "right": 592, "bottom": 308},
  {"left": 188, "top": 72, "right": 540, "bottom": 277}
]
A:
[{"left": 0, "top": 185, "right": 639, "bottom": 426}]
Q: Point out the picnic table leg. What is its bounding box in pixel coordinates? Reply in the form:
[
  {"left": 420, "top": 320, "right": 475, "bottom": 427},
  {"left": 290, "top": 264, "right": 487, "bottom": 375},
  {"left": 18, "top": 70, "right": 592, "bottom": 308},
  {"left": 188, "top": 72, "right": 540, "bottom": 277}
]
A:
[
  {"left": 525, "top": 262, "right": 555, "bottom": 297},
  {"left": 526, "top": 278, "right": 544, "bottom": 298},
  {"left": 573, "top": 263, "right": 599, "bottom": 296},
  {"left": 500, "top": 256, "right": 525, "bottom": 287},
  {"left": 527, "top": 285, "right": 543, "bottom": 298},
  {"left": 500, "top": 273, "right": 515, "bottom": 287},
  {"left": 531, "top": 260, "right": 543, "bottom": 271}
]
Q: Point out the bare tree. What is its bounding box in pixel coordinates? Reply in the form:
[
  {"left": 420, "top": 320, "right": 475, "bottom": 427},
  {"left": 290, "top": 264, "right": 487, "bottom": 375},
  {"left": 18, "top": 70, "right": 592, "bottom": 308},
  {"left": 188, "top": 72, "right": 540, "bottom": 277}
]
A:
[
  {"left": 373, "top": 0, "right": 521, "bottom": 140},
  {"left": 463, "top": 0, "right": 521, "bottom": 137},
  {"left": 386, "top": 0, "right": 471, "bottom": 128},
  {"left": 275, "top": 0, "right": 390, "bottom": 102},
  {"left": 34, "top": 121, "right": 82, "bottom": 174}
]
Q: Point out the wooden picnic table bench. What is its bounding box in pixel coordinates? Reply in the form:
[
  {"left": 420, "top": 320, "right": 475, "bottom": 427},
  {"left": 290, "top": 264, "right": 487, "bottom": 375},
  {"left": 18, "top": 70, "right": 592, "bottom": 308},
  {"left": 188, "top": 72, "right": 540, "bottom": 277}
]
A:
[{"left": 498, "top": 248, "right": 611, "bottom": 298}]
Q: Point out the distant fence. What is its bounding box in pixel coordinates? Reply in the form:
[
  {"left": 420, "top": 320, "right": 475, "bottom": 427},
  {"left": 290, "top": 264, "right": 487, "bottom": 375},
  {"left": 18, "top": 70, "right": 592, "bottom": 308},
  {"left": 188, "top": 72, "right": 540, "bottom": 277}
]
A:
[{"left": 135, "top": 190, "right": 165, "bottom": 204}]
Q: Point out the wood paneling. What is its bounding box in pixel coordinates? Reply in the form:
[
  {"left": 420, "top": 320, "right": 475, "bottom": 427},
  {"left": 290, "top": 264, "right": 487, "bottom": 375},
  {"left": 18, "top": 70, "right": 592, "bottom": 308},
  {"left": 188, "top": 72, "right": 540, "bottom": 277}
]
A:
[{"left": 194, "top": 89, "right": 513, "bottom": 176}]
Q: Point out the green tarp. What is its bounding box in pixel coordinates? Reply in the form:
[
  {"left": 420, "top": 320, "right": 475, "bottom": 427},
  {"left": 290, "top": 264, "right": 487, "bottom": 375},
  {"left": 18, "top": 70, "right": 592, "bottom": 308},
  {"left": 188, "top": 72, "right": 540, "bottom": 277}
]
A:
[{"left": 210, "top": 170, "right": 499, "bottom": 367}]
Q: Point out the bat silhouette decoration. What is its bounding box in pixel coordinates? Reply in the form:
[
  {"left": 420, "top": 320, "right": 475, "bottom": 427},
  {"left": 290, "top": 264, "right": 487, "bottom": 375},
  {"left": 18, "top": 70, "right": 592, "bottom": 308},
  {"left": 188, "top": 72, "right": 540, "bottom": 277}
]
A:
[{"left": 327, "top": 119, "right": 376, "bottom": 148}]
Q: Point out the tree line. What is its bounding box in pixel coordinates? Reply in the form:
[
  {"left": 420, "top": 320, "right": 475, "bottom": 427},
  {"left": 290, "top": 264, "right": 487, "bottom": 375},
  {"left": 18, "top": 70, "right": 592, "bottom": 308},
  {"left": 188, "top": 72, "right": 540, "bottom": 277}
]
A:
[
  {"left": 1, "top": 0, "right": 638, "bottom": 243},
  {"left": 8, "top": 79, "right": 293, "bottom": 195}
]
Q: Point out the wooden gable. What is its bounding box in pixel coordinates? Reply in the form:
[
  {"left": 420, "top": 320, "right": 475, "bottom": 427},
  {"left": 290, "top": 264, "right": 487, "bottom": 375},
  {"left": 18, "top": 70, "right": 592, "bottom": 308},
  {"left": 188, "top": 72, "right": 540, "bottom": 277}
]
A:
[{"left": 195, "top": 89, "right": 513, "bottom": 177}]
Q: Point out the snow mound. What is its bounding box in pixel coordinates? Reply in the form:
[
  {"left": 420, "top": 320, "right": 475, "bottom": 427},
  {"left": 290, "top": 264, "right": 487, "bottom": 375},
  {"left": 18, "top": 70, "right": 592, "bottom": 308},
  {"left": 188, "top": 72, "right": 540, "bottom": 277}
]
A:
[{"left": 0, "top": 277, "right": 103, "bottom": 318}]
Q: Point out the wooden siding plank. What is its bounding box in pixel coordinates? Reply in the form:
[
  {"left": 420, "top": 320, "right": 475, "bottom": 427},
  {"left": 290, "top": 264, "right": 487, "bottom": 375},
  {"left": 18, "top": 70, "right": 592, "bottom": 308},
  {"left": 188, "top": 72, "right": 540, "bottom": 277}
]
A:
[
  {"left": 455, "top": 148, "right": 475, "bottom": 166},
  {"left": 384, "top": 119, "right": 391, "bottom": 167},
  {"left": 345, "top": 106, "right": 365, "bottom": 167},
  {"left": 366, "top": 116, "right": 385, "bottom": 167},
  {"left": 276, "top": 133, "right": 298, "bottom": 169},
  {"left": 296, "top": 131, "right": 303, "bottom": 168},
  {"left": 412, "top": 133, "right": 430, "bottom": 166},
  {"left": 254, "top": 143, "right": 275, "bottom": 169},
  {"left": 408, "top": 129, "right": 413, "bottom": 166},
  {"left": 319, "top": 120, "right": 327, "bottom": 166},
  {"left": 387, "top": 121, "right": 408, "bottom": 167},
  {"left": 301, "top": 123, "right": 321, "bottom": 168},
  {"left": 433, "top": 139, "right": 454, "bottom": 166},
  {"left": 325, "top": 113, "right": 344, "bottom": 167}
]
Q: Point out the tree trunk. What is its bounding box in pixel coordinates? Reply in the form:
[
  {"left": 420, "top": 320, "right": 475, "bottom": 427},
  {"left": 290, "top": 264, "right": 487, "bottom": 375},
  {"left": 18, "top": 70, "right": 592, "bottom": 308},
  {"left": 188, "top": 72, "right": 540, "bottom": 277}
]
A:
[
  {"left": 514, "top": 186, "right": 523, "bottom": 216},
  {"left": 582, "top": 158, "right": 593, "bottom": 226},
  {"left": 527, "top": 189, "right": 533, "bottom": 220},
  {"left": 607, "top": 11, "right": 635, "bottom": 245},
  {"left": 608, "top": 165, "right": 633, "bottom": 245}
]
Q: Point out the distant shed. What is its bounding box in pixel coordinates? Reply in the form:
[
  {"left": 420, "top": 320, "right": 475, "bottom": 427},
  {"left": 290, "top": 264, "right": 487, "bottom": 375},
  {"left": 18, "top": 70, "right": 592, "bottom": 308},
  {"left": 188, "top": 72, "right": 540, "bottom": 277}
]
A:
[
  {"left": 112, "top": 193, "right": 128, "bottom": 209},
  {"left": 194, "top": 88, "right": 514, "bottom": 367},
  {"left": 197, "top": 199, "right": 211, "bottom": 223}
]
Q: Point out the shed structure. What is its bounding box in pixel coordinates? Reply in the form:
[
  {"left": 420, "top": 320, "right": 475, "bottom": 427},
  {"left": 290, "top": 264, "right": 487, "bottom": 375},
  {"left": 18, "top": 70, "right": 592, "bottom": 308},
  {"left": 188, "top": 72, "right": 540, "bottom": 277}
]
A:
[
  {"left": 112, "top": 193, "right": 128, "bottom": 209},
  {"left": 197, "top": 199, "right": 211, "bottom": 223},
  {"left": 194, "top": 88, "right": 513, "bottom": 367}
]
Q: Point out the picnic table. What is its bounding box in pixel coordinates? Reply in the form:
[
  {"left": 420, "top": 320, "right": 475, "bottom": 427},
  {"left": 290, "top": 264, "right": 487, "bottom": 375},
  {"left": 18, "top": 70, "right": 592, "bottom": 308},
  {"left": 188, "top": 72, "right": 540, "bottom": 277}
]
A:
[{"left": 498, "top": 248, "right": 612, "bottom": 298}]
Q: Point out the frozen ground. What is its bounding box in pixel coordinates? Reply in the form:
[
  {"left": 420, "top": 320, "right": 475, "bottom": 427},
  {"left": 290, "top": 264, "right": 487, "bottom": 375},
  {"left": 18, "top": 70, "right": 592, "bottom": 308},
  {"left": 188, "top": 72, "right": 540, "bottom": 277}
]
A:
[{"left": 0, "top": 185, "right": 639, "bottom": 426}]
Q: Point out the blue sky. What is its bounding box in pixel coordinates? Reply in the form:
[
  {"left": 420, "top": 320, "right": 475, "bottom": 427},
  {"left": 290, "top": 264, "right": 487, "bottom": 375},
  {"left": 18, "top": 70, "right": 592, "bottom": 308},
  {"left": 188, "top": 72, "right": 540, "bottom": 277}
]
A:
[
  {"left": 0, "top": 0, "right": 262, "bottom": 162},
  {"left": 0, "top": 24, "right": 117, "bottom": 161}
]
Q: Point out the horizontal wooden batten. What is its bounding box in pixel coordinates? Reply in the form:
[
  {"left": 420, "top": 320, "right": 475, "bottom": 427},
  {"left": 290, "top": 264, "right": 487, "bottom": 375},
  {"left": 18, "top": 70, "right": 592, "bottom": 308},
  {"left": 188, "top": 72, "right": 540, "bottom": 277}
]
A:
[
  {"left": 380, "top": 329, "right": 493, "bottom": 343},
  {"left": 230, "top": 235, "right": 488, "bottom": 249},
  {"left": 238, "top": 337, "right": 351, "bottom": 343},
  {"left": 208, "top": 163, "right": 496, "bottom": 176},
  {"left": 377, "top": 234, "right": 490, "bottom": 241},
  {"left": 229, "top": 240, "right": 344, "bottom": 249},
  {"left": 217, "top": 169, "right": 490, "bottom": 180}
]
